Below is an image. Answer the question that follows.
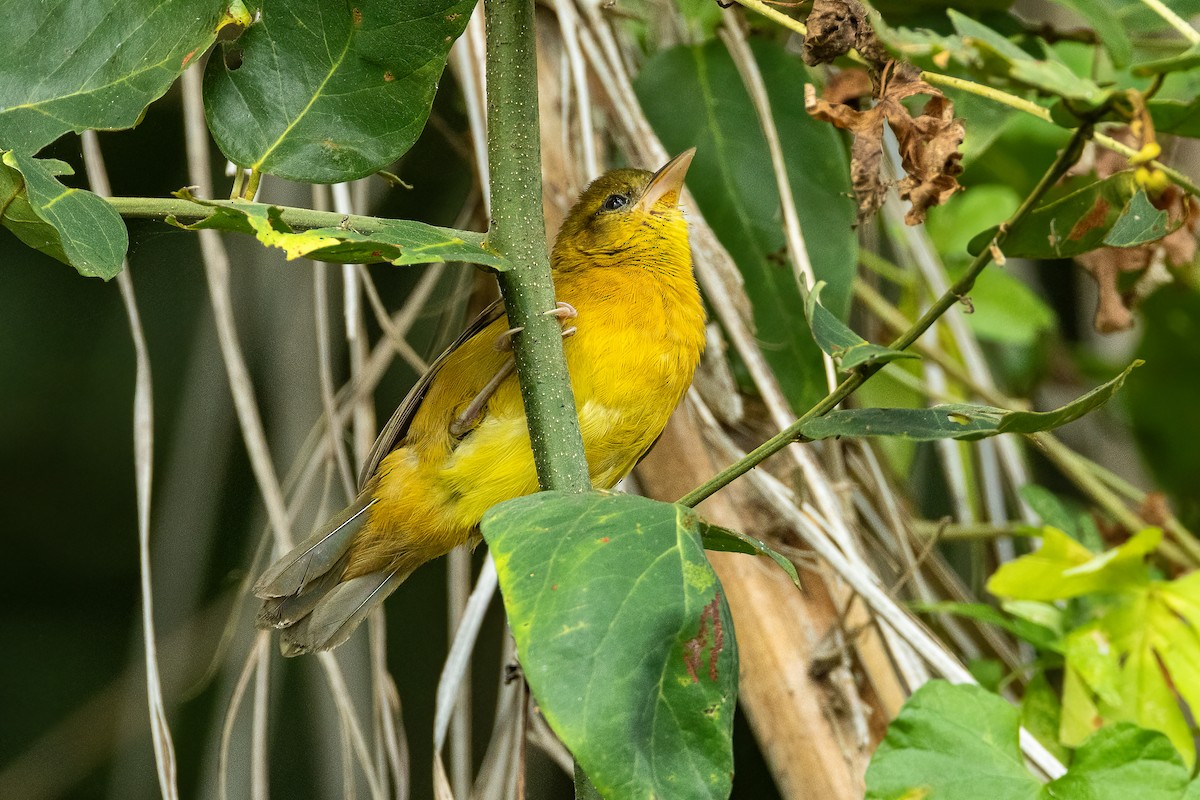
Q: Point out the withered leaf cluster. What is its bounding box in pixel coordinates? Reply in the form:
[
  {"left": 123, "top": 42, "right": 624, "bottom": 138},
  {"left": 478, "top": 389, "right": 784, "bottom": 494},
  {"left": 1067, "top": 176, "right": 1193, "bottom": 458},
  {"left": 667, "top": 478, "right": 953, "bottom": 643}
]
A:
[
  {"left": 800, "top": 0, "right": 965, "bottom": 225},
  {"left": 806, "top": 63, "right": 965, "bottom": 225},
  {"left": 1076, "top": 135, "right": 1198, "bottom": 332}
]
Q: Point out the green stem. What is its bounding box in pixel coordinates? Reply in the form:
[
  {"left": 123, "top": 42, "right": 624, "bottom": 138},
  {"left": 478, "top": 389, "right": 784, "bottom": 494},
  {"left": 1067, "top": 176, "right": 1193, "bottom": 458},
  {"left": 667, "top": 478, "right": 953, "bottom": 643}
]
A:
[
  {"left": 678, "top": 123, "right": 1094, "bottom": 509},
  {"left": 483, "top": 0, "right": 591, "bottom": 494},
  {"left": 483, "top": 0, "right": 594, "bottom": 788},
  {"left": 1137, "top": 0, "right": 1200, "bottom": 45},
  {"left": 108, "top": 195, "right": 408, "bottom": 233}
]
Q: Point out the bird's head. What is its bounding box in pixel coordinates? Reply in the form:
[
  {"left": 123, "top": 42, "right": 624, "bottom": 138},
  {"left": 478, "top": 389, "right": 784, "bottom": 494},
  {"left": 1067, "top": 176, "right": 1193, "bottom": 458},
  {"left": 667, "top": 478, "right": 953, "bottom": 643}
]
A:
[{"left": 551, "top": 149, "right": 695, "bottom": 271}]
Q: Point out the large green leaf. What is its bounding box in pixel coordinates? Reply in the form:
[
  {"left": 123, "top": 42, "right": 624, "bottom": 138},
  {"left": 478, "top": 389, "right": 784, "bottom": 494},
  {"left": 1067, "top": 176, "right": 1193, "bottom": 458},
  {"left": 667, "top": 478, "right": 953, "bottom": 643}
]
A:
[
  {"left": 865, "top": 681, "right": 1041, "bottom": 800},
  {"left": 482, "top": 492, "right": 737, "bottom": 800},
  {"left": 203, "top": 0, "right": 475, "bottom": 183},
  {"left": 167, "top": 191, "right": 508, "bottom": 269},
  {"left": 801, "top": 361, "right": 1139, "bottom": 442},
  {"left": 1048, "top": 723, "right": 1191, "bottom": 799},
  {"left": 0, "top": 152, "right": 127, "bottom": 279},
  {"left": 866, "top": 681, "right": 1192, "bottom": 800},
  {"left": 0, "top": 0, "right": 233, "bottom": 152},
  {"left": 635, "top": 40, "right": 857, "bottom": 410}
]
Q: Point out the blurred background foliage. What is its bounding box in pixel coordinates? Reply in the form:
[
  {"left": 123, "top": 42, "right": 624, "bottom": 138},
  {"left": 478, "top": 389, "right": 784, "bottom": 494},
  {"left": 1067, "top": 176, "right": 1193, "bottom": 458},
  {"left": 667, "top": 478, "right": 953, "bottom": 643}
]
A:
[{"left": 4, "top": 0, "right": 1200, "bottom": 797}]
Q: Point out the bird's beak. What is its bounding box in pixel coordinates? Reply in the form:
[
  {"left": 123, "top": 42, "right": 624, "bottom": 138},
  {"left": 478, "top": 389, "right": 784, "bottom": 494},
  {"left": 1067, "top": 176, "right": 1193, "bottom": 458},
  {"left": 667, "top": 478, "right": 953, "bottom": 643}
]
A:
[{"left": 637, "top": 148, "right": 695, "bottom": 213}]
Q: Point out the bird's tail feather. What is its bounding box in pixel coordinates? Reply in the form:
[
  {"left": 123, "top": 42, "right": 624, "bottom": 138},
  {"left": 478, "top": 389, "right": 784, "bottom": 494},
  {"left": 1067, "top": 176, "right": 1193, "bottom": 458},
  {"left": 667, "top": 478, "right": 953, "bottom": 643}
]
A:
[
  {"left": 254, "top": 490, "right": 413, "bottom": 656},
  {"left": 279, "top": 567, "right": 412, "bottom": 656}
]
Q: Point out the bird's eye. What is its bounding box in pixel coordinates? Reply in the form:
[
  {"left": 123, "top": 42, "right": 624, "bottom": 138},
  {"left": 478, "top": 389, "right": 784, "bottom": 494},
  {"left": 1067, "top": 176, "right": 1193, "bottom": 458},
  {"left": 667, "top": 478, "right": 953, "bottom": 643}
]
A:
[{"left": 601, "top": 193, "right": 629, "bottom": 212}]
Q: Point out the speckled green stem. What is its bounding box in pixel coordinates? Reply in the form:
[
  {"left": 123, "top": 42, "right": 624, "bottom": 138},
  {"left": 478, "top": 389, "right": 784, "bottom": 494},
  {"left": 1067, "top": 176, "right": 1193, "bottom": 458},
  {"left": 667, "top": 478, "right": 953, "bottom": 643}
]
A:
[{"left": 482, "top": 0, "right": 591, "bottom": 494}]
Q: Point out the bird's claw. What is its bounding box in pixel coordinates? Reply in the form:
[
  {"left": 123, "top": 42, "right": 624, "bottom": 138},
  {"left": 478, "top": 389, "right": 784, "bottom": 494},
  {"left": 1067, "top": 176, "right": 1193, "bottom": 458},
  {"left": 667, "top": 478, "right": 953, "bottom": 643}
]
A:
[
  {"left": 544, "top": 301, "right": 578, "bottom": 321},
  {"left": 492, "top": 302, "right": 579, "bottom": 352}
]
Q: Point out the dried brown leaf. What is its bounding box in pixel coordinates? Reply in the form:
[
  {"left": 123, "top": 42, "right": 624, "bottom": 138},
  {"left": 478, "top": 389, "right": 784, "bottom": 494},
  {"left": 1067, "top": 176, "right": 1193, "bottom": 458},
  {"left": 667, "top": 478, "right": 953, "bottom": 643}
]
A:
[
  {"left": 1072, "top": 126, "right": 1199, "bottom": 332},
  {"left": 805, "top": 63, "right": 964, "bottom": 225},
  {"left": 822, "top": 68, "right": 873, "bottom": 107},
  {"left": 802, "top": 0, "right": 887, "bottom": 68}
]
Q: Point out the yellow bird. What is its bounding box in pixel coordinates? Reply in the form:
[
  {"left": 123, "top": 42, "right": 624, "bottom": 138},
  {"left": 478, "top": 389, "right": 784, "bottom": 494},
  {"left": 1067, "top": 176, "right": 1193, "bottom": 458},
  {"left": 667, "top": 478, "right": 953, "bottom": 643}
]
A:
[{"left": 255, "top": 150, "right": 704, "bottom": 655}]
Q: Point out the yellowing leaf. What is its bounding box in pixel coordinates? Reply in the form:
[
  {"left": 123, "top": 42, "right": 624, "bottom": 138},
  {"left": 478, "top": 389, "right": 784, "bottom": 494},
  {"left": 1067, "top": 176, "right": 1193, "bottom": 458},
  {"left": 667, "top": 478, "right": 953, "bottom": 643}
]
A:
[{"left": 986, "top": 527, "right": 1160, "bottom": 601}]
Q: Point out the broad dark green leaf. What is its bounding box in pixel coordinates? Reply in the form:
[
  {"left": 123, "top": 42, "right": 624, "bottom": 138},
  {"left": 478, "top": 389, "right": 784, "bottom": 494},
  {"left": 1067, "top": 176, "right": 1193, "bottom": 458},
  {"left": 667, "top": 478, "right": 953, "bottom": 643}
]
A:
[
  {"left": 696, "top": 521, "right": 801, "bottom": 589},
  {"left": 1149, "top": 97, "right": 1200, "bottom": 138},
  {"left": 968, "top": 172, "right": 1162, "bottom": 259},
  {"left": 482, "top": 492, "right": 737, "bottom": 800},
  {"left": 805, "top": 284, "right": 919, "bottom": 372},
  {"left": 865, "top": 681, "right": 1041, "bottom": 800},
  {"left": 635, "top": 40, "right": 857, "bottom": 410},
  {"left": 0, "top": 0, "right": 232, "bottom": 152},
  {"left": 1047, "top": 724, "right": 1191, "bottom": 798},
  {"left": 168, "top": 191, "right": 508, "bottom": 269},
  {"left": 1103, "top": 189, "right": 1169, "bottom": 246},
  {"left": 802, "top": 361, "right": 1139, "bottom": 442},
  {"left": 0, "top": 152, "right": 127, "bottom": 279},
  {"left": 204, "top": 0, "right": 475, "bottom": 183},
  {"left": 949, "top": 10, "right": 1113, "bottom": 106},
  {"left": 1045, "top": 0, "right": 1132, "bottom": 67}
]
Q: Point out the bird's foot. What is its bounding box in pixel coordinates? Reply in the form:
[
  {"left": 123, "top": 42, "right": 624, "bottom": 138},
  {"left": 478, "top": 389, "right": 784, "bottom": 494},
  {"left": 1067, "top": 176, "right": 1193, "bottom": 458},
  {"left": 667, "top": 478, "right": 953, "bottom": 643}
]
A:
[
  {"left": 493, "top": 302, "right": 579, "bottom": 352},
  {"left": 450, "top": 358, "right": 517, "bottom": 437}
]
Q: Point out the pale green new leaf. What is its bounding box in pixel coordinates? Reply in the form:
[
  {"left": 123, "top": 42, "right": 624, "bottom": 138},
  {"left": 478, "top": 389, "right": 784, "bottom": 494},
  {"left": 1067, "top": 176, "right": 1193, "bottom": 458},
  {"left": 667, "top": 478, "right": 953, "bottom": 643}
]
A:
[
  {"left": 169, "top": 192, "right": 508, "bottom": 269},
  {"left": 986, "top": 527, "right": 1160, "bottom": 601}
]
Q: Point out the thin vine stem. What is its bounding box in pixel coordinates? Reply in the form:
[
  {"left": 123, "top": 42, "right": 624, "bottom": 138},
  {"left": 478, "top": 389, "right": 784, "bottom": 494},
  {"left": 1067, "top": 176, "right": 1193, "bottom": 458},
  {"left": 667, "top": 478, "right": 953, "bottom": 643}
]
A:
[{"left": 678, "top": 122, "right": 1095, "bottom": 509}]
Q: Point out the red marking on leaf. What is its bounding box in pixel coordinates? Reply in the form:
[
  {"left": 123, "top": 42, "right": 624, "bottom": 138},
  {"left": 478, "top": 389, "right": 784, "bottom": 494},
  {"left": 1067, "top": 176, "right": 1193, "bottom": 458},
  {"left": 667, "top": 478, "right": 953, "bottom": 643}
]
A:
[
  {"left": 181, "top": 48, "right": 198, "bottom": 68},
  {"left": 682, "top": 594, "right": 725, "bottom": 684},
  {"left": 1068, "top": 197, "right": 1111, "bottom": 241},
  {"left": 600, "top": 536, "right": 610, "bottom": 543},
  {"left": 551, "top": 584, "right": 558, "bottom": 591}
]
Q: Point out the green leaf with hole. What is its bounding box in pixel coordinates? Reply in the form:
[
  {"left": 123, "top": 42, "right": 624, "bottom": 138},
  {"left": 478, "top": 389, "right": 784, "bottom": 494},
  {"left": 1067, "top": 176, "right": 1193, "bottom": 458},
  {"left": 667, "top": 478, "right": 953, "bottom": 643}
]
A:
[
  {"left": 697, "top": 521, "right": 801, "bottom": 589},
  {"left": 968, "top": 173, "right": 1167, "bottom": 259},
  {"left": 0, "top": 0, "right": 236, "bottom": 152},
  {"left": 635, "top": 40, "right": 857, "bottom": 410},
  {"left": 168, "top": 191, "right": 508, "bottom": 269},
  {"left": 806, "top": 283, "right": 919, "bottom": 372},
  {"left": 482, "top": 491, "right": 737, "bottom": 800},
  {"left": 204, "top": 0, "right": 475, "bottom": 183},
  {"left": 0, "top": 152, "right": 127, "bottom": 279},
  {"left": 801, "top": 361, "right": 1139, "bottom": 442}
]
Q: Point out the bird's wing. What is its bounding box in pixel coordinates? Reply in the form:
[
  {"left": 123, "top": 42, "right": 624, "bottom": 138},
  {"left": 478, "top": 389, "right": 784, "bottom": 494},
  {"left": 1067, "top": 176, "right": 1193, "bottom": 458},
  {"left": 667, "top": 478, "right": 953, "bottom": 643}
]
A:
[{"left": 357, "top": 298, "right": 507, "bottom": 490}]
